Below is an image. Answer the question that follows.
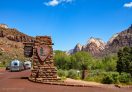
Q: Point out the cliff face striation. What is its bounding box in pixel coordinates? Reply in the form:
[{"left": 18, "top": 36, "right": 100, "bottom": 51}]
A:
[
  {"left": 73, "top": 43, "right": 83, "bottom": 53},
  {"left": 0, "top": 25, "right": 34, "bottom": 42},
  {"left": 72, "top": 25, "right": 132, "bottom": 57},
  {"left": 82, "top": 37, "right": 106, "bottom": 56},
  {"left": 103, "top": 25, "right": 132, "bottom": 56},
  {"left": 0, "top": 24, "right": 34, "bottom": 62},
  {"left": 72, "top": 38, "right": 106, "bottom": 56}
]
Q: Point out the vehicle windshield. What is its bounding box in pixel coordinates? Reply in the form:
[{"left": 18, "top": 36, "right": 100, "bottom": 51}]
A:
[
  {"left": 25, "top": 64, "right": 29, "bottom": 65},
  {"left": 14, "top": 62, "right": 18, "bottom": 66}
]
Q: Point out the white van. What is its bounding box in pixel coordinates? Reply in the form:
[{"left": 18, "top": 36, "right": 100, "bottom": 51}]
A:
[
  {"left": 24, "top": 61, "right": 31, "bottom": 69},
  {"left": 10, "top": 60, "right": 24, "bottom": 72}
]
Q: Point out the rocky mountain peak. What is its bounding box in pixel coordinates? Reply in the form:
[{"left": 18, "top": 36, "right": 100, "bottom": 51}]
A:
[
  {"left": 76, "top": 43, "right": 82, "bottom": 49},
  {"left": 98, "top": 24, "right": 132, "bottom": 57},
  {"left": 88, "top": 37, "right": 105, "bottom": 48},
  {"left": 73, "top": 43, "right": 82, "bottom": 53},
  {"left": 0, "top": 24, "right": 8, "bottom": 29},
  {"left": 107, "top": 33, "right": 119, "bottom": 45},
  {"left": 82, "top": 37, "right": 106, "bottom": 56},
  {"left": 68, "top": 24, "right": 132, "bottom": 57},
  {"left": 0, "top": 24, "right": 34, "bottom": 42},
  {"left": 103, "top": 25, "right": 132, "bottom": 54},
  {"left": 72, "top": 37, "right": 106, "bottom": 56}
]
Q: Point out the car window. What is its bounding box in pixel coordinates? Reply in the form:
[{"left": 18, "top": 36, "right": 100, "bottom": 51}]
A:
[{"left": 14, "top": 62, "right": 18, "bottom": 66}]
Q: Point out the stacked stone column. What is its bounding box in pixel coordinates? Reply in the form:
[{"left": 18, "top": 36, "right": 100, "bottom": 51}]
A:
[{"left": 24, "top": 36, "right": 59, "bottom": 83}]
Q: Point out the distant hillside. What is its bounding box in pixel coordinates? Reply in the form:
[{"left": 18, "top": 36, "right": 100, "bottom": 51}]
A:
[
  {"left": 72, "top": 38, "right": 106, "bottom": 56},
  {"left": 71, "top": 24, "right": 132, "bottom": 57},
  {"left": 0, "top": 24, "right": 34, "bottom": 65},
  {"left": 0, "top": 24, "right": 34, "bottom": 42},
  {"left": 102, "top": 24, "right": 132, "bottom": 56}
]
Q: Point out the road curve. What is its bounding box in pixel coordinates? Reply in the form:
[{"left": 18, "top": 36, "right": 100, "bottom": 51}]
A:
[{"left": 0, "top": 68, "right": 131, "bottom": 92}]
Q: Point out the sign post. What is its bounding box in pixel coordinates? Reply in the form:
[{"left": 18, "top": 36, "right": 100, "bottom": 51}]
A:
[{"left": 24, "top": 36, "right": 59, "bottom": 83}]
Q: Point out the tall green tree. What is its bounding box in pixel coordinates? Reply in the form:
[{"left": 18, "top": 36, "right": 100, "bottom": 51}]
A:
[
  {"left": 71, "top": 51, "right": 93, "bottom": 70},
  {"left": 71, "top": 51, "right": 94, "bottom": 79},
  {"left": 54, "top": 50, "right": 71, "bottom": 70},
  {"left": 102, "top": 54, "right": 117, "bottom": 71},
  {"left": 116, "top": 47, "right": 132, "bottom": 76}
]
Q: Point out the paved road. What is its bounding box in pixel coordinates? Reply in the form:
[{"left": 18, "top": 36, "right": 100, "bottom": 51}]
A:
[{"left": 0, "top": 69, "right": 131, "bottom": 92}]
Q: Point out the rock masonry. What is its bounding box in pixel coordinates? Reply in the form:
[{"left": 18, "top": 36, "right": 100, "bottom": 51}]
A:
[{"left": 24, "top": 36, "right": 59, "bottom": 83}]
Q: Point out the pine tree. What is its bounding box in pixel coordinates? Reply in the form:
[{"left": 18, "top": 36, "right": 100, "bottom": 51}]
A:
[{"left": 116, "top": 47, "right": 132, "bottom": 76}]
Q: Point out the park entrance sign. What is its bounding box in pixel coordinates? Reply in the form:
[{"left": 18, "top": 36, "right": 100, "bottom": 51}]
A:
[{"left": 24, "top": 36, "right": 59, "bottom": 83}]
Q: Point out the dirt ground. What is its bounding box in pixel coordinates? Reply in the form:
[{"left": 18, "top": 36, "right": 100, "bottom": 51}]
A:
[{"left": 0, "top": 68, "right": 131, "bottom": 92}]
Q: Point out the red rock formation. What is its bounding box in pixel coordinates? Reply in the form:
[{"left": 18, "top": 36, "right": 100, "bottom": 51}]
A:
[
  {"left": 0, "top": 25, "right": 34, "bottom": 42},
  {"left": 103, "top": 25, "right": 132, "bottom": 55},
  {"left": 72, "top": 25, "right": 132, "bottom": 57},
  {"left": 73, "top": 43, "right": 82, "bottom": 53},
  {"left": 0, "top": 24, "right": 34, "bottom": 61},
  {"left": 82, "top": 37, "right": 106, "bottom": 56},
  {"left": 72, "top": 38, "right": 106, "bottom": 56}
]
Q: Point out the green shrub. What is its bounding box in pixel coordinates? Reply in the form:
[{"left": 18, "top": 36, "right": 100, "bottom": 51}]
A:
[
  {"left": 85, "top": 71, "right": 132, "bottom": 84},
  {"left": 85, "top": 75, "right": 103, "bottom": 82},
  {"left": 102, "top": 75, "right": 114, "bottom": 84},
  {"left": 67, "top": 69, "right": 79, "bottom": 79},
  {"left": 119, "top": 73, "right": 132, "bottom": 83},
  {"left": 101, "top": 55, "right": 117, "bottom": 72},
  {"left": 84, "top": 70, "right": 105, "bottom": 82},
  {"left": 57, "top": 69, "right": 68, "bottom": 77},
  {"left": 101, "top": 72, "right": 119, "bottom": 84}
]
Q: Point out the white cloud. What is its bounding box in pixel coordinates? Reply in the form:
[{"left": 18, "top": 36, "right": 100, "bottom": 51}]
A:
[
  {"left": 124, "top": 2, "right": 132, "bottom": 8},
  {"left": 44, "top": 0, "right": 59, "bottom": 6},
  {"left": 44, "top": 0, "right": 74, "bottom": 7}
]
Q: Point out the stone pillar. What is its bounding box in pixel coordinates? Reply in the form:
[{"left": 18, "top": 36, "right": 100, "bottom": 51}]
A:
[{"left": 24, "top": 36, "right": 59, "bottom": 83}]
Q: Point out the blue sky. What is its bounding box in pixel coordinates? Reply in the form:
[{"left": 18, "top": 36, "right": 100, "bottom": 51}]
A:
[{"left": 0, "top": 0, "right": 132, "bottom": 51}]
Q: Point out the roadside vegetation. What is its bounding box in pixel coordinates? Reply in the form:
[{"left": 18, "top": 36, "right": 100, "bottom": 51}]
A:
[
  {"left": 0, "top": 50, "right": 26, "bottom": 67},
  {"left": 0, "top": 47, "right": 131, "bottom": 85},
  {"left": 54, "top": 47, "right": 132, "bottom": 85}
]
